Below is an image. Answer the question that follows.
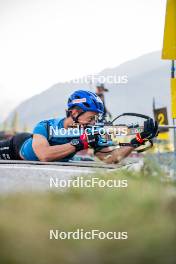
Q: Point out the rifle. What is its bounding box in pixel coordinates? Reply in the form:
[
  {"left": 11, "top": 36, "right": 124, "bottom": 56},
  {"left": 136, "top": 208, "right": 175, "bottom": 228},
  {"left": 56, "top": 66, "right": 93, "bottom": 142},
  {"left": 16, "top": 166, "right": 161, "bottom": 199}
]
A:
[
  {"left": 90, "top": 113, "right": 154, "bottom": 153},
  {"left": 49, "top": 113, "right": 157, "bottom": 153}
]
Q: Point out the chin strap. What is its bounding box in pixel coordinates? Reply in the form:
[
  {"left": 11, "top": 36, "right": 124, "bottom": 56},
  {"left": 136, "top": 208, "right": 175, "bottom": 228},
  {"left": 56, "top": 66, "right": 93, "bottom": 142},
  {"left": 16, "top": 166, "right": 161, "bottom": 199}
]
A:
[{"left": 69, "top": 111, "right": 85, "bottom": 124}]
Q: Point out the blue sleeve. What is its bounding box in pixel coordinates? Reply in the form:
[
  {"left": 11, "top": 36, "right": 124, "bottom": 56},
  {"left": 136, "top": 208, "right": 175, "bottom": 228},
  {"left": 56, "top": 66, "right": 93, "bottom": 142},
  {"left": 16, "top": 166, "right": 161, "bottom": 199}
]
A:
[{"left": 33, "top": 121, "right": 48, "bottom": 139}]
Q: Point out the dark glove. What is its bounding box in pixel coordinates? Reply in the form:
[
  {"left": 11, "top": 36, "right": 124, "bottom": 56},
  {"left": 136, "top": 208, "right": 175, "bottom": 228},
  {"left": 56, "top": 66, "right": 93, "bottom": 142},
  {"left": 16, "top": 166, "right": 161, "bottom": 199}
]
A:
[
  {"left": 130, "top": 118, "right": 158, "bottom": 148},
  {"left": 86, "top": 132, "right": 99, "bottom": 149},
  {"left": 70, "top": 133, "right": 99, "bottom": 152},
  {"left": 141, "top": 118, "right": 158, "bottom": 139}
]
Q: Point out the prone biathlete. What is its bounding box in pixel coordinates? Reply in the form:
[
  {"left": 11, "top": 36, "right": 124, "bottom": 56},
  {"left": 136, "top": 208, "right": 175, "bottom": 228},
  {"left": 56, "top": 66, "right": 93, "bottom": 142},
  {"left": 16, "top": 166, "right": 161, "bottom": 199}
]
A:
[{"left": 0, "top": 90, "right": 158, "bottom": 164}]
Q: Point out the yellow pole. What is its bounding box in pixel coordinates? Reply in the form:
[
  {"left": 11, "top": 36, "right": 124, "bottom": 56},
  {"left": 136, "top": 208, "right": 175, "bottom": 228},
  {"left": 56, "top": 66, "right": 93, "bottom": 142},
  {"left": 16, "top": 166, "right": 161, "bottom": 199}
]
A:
[
  {"left": 162, "top": 0, "right": 176, "bottom": 60},
  {"left": 162, "top": 0, "right": 176, "bottom": 154}
]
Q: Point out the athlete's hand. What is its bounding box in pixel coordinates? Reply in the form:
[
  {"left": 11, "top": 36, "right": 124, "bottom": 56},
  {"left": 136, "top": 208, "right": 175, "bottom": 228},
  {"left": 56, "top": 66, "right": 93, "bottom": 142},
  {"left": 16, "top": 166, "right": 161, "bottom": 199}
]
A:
[
  {"left": 141, "top": 118, "right": 158, "bottom": 139},
  {"left": 81, "top": 132, "right": 99, "bottom": 149},
  {"left": 70, "top": 132, "right": 99, "bottom": 152},
  {"left": 130, "top": 118, "right": 158, "bottom": 148}
]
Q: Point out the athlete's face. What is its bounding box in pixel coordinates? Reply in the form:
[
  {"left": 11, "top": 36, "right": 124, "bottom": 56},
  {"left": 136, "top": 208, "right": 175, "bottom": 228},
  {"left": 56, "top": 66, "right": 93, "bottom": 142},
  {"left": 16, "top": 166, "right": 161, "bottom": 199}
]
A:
[
  {"left": 78, "top": 111, "right": 98, "bottom": 125},
  {"left": 72, "top": 110, "right": 98, "bottom": 125}
]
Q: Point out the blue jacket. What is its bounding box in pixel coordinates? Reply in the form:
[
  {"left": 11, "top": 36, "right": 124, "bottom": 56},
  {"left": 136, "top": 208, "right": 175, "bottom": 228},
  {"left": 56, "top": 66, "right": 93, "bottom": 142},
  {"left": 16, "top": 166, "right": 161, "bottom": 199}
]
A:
[{"left": 20, "top": 118, "right": 76, "bottom": 161}]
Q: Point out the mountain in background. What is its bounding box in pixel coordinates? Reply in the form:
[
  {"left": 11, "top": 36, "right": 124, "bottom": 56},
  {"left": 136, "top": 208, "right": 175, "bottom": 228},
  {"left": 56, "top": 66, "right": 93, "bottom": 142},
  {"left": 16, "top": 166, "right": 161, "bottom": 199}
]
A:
[
  {"left": 0, "top": 100, "right": 20, "bottom": 124},
  {"left": 5, "top": 51, "right": 171, "bottom": 131}
]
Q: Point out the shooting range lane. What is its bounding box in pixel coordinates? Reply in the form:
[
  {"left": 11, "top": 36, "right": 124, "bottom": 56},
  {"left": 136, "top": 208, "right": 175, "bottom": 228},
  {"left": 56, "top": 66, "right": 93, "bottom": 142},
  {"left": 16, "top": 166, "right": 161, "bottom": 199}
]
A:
[
  {"left": 0, "top": 161, "right": 115, "bottom": 194},
  {"left": 0, "top": 159, "right": 142, "bottom": 194}
]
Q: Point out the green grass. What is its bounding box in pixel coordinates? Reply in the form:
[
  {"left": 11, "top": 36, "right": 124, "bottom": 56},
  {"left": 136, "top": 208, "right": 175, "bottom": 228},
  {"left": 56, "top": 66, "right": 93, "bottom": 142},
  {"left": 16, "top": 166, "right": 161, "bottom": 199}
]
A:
[{"left": 0, "top": 160, "right": 176, "bottom": 264}]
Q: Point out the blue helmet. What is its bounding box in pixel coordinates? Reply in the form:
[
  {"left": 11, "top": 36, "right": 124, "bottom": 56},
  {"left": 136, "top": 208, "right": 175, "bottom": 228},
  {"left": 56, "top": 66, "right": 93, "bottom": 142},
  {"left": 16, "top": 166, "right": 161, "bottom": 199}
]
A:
[{"left": 67, "top": 90, "right": 104, "bottom": 114}]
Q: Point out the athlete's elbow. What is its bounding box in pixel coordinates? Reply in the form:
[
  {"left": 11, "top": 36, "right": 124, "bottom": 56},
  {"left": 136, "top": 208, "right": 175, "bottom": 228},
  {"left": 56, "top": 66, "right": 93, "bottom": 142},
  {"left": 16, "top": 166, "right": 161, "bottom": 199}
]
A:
[
  {"left": 104, "top": 158, "right": 120, "bottom": 164},
  {"left": 97, "top": 155, "right": 120, "bottom": 164},
  {"left": 36, "top": 152, "right": 50, "bottom": 162},
  {"left": 39, "top": 156, "right": 49, "bottom": 162},
  {"left": 33, "top": 147, "right": 50, "bottom": 162}
]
